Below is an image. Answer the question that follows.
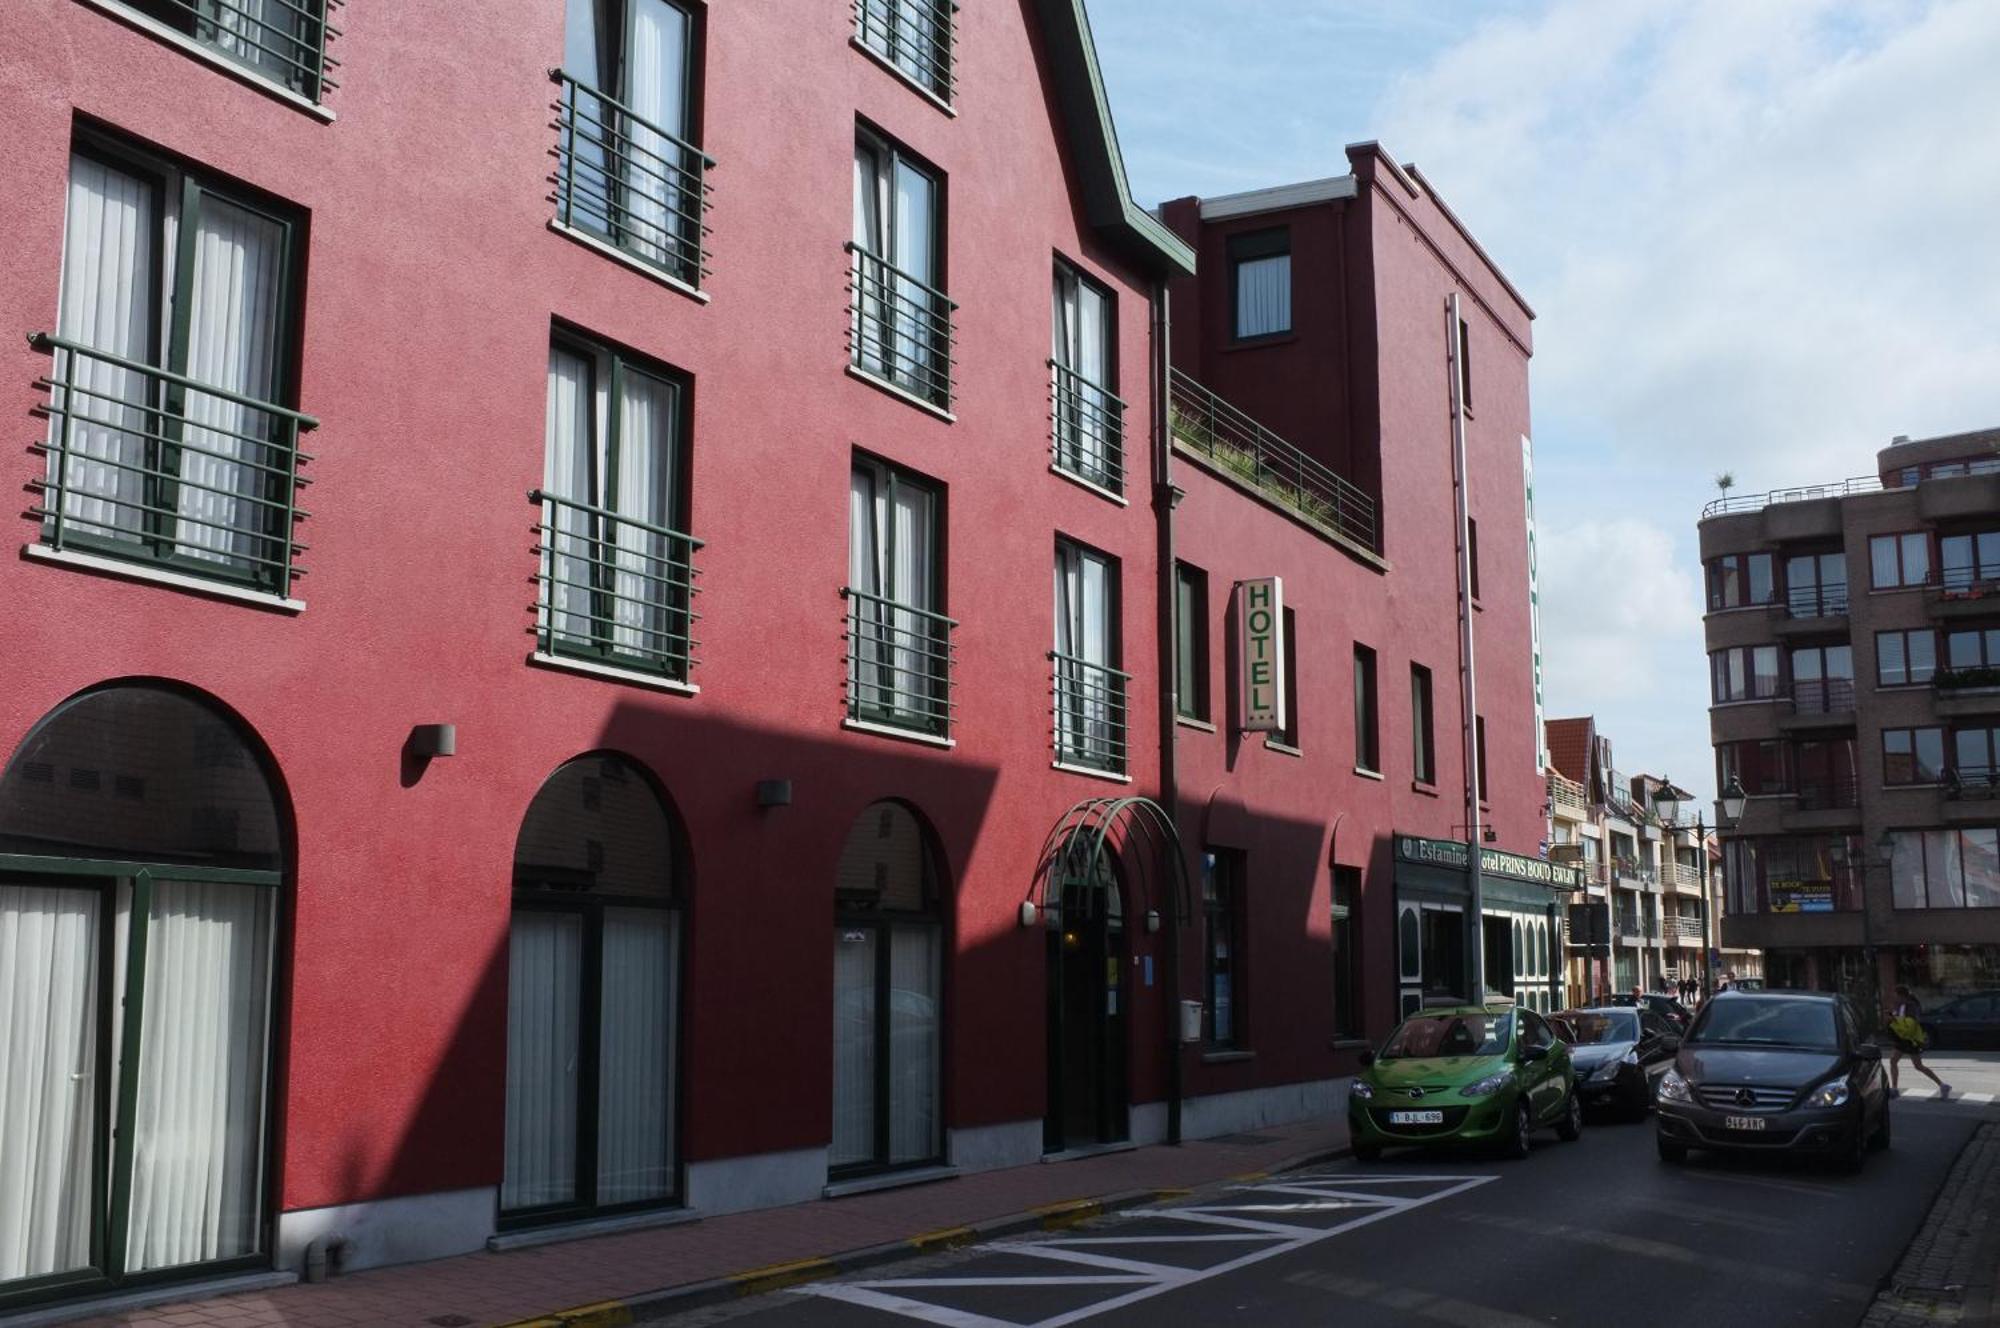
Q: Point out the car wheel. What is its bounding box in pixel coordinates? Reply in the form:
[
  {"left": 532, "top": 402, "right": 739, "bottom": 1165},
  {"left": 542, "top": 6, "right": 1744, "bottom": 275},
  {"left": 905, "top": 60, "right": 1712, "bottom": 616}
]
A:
[
  {"left": 1352, "top": 1141, "right": 1382, "bottom": 1163},
  {"left": 1502, "top": 1100, "right": 1532, "bottom": 1160},
  {"left": 1556, "top": 1087, "right": 1584, "bottom": 1142},
  {"left": 1833, "top": 1124, "right": 1866, "bottom": 1175},
  {"left": 1868, "top": 1105, "right": 1891, "bottom": 1153},
  {"left": 1656, "top": 1134, "right": 1688, "bottom": 1165}
]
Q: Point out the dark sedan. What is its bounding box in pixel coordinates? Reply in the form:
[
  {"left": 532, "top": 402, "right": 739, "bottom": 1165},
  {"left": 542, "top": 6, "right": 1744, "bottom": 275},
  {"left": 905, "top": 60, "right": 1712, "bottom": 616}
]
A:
[
  {"left": 1920, "top": 991, "right": 2000, "bottom": 1050},
  {"left": 1558, "top": 1007, "right": 1680, "bottom": 1118},
  {"left": 1655, "top": 990, "right": 1889, "bottom": 1172},
  {"left": 1607, "top": 992, "right": 1693, "bottom": 1031}
]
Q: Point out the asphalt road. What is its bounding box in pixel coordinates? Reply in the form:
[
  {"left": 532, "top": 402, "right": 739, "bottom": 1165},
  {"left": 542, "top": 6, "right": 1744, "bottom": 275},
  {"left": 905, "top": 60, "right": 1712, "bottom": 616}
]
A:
[{"left": 677, "top": 1096, "right": 1989, "bottom": 1328}]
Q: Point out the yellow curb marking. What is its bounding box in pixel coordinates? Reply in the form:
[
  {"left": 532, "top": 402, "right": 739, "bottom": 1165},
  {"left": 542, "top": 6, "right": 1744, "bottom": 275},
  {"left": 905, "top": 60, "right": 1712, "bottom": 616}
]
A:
[
  {"left": 1152, "top": 1187, "right": 1192, "bottom": 1200},
  {"left": 1034, "top": 1198, "right": 1104, "bottom": 1230},
  {"left": 732, "top": 1256, "right": 837, "bottom": 1297},
  {"left": 493, "top": 1301, "right": 632, "bottom": 1328},
  {"left": 1231, "top": 1170, "right": 1270, "bottom": 1182},
  {"left": 909, "top": 1224, "right": 976, "bottom": 1251}
]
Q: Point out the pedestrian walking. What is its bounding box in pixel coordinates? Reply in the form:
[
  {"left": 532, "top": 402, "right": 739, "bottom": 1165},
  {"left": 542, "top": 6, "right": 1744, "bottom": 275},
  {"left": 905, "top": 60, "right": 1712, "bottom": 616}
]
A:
[{"left": 1885, "top": 985, "right": 1952, "bottom": 1100}]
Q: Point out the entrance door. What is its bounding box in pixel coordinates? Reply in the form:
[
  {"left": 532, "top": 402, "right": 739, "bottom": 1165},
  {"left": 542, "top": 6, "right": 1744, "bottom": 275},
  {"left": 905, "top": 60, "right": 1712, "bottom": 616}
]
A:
[
  {"left": 1045, "top": 863, "right": 1127, "bottom": 1152},
  {"left": 1482, "top": 915, "right": 1515, "bottom": 1001}
]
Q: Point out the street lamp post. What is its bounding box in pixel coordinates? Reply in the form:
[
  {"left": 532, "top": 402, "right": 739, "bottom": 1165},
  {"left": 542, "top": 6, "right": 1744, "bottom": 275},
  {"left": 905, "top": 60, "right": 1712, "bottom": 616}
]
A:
[
  {"left": 1654, "top": 777, "right": 1742, "bottom": 1001},
  {"left": 1831, "top": 829, "right": 1897, "bottom": 1026}
]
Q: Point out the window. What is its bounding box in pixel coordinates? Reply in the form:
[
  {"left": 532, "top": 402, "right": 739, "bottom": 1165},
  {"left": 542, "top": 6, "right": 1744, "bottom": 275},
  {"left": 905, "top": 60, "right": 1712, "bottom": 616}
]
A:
[
  {"left": 1202, "top": 850, "right": 1244, "bottom": 1046},
  {"left": 1053, "top": 540, "right": 1125, "bottom": 773},
  {"left": 1944, "top": 627, "right": 2000, "bottom": 679},
  {"left": 1757, "top": 837, "right": 1862, "bottom": 912},
  {"left": 1794, "top": 738, "right": 1857, "bottom": 809},
  {"left": 1890, "top": 829, "right": 2000, "bottom": 909},
  {"left": 1954, "top": 726, "right": 2000, "bottom": 791},
  {"left": 554, "top": 0, "right": 707, "bottom": 288},
  {"left": 847, "top": 458, "right": 950, "bottom": 737},
  {"left": 1939, "top": 531, "right": 2000, "bottom": 591},
  {"left": 1456, "top": 316, "right": 1474, "bottom": 413},
  {"left": 1719, "top": 740, "right": 1792, "bottom": 795},
  {"left": 1410, "top": 663, "right": 1436, "bottom": 785},
  {"left": 1790, "top": 644, "right": 1854, "bottom": 714},
  {"left": 120, "top": 0, "right": 335, "bottom": 100},
  {"left": 1883, "top": 728, "right": 1946, "bottom": 785},
  {"left": 1870, "top": 533, "right": 1932, "bottom": 590},
  {"left": 1710, "top": 645, "right": 1781, "bottom": 703},
  {"left": 1273, "top": 608, "right": 1300, "bottom": 749},
  {"left": 1353, "top": 644, "right": 1380, "bottom": 772},
  {"left": 38, "top": 137, "right": 308, "bottom": 596},
  {"left": 1051, "top": 262, "right": 1122, "bottom": 492},
  {"left": 1877, "top": 629, "right": 1938, "bottom": 687},
  {"left": 538, "top": 332, "right": 695, "bottom": 681},
  {"left": 1476, "top": 716, "right": 1489, "bottom": 803},
  {"left": 1467, "top": 517, "right": 1481, "bottom": 600},
  {"left": 1174, "top": 563, "right": 1210, "bottom": 723},
  {"left": 1707, "top": 553, "right": 1776, "bottom": 610},
  {"left": 851, "top": 130, "right": 951, "bottom": 409},
  {"left": 1229, "top": 228, "right": 1290, "bottom": 340},
  {"left": 854, "top": 0, "right": 955, "bottom": 103},
  {"left": 1786, "top": 551, "right": 1848, "bottom": 617},
  {"left": 1331, "top": 866, "right": 1360, "bottom": 1038}
]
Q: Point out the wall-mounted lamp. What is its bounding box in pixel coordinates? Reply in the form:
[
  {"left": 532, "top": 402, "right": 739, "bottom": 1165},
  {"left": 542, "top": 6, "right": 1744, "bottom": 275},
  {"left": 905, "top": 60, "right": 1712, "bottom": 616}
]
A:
[
  {"left": 1145, "top": 909, "right": 1160, "bottom": 934},
  {"left": 755, "top": 779, "right": 792, "bottom": 808},
  {"left": 408, "top": 724, "right": 456, "bottom": 757},
  {"left": 1019, "top": 900, "right": 1039, "bottom": 928}
]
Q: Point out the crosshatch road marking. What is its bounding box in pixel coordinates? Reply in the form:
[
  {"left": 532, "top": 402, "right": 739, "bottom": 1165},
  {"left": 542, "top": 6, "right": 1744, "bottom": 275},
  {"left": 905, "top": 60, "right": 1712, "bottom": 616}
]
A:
[{"left": 796, "top": 1171, "right": 1497, "bottom": 1328}]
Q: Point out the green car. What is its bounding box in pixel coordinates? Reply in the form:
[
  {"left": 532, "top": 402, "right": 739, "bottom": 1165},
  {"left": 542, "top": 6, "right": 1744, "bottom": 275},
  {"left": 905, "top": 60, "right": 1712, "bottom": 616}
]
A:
[{"left": 1347, "top": 1004, "right": 1582, "bottom": 1160}]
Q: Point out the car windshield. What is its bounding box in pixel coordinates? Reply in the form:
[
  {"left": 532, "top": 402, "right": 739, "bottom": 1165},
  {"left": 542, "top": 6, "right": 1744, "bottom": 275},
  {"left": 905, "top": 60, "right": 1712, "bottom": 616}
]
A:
[
  {"left": 1562, "top": 1012, "right": 1638, "bottom": 1045},
  {"left": 1380, "top": 1013, "right": 1512, "bottom": 1059},
  {"left": 1688, "top": 998, "right": 1839, "bottom": 1051}
]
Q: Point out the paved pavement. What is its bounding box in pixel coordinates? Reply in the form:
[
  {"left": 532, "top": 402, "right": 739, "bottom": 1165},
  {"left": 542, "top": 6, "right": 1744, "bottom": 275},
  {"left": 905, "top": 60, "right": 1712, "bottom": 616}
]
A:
[{"left": 1861, "top": 1120, "right": 1998, "bottom": 1328}]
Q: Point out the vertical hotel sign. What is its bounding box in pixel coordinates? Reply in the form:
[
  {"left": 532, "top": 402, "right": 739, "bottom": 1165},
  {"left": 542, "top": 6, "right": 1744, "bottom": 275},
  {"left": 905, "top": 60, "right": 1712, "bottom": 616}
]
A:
[{"left": 1238, "top": 577, "right": 1285, "bottom": 731}]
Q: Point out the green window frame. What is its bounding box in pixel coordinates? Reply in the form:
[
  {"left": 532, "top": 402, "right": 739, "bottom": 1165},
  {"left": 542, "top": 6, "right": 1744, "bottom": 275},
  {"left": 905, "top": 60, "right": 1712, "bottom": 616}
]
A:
[
  {"left": 1272, "top": 607, "right": 1300, "bottom": 750},
  {"left": 1174, "top": 562, "right": 1209, "bottom": 723},
  {"left": 1410, "top": 662, "right": 1435, "bottom": 785},
  {"left": 849, "top": 127, "right": 953, "bottom": 411},
  {"left": 845, "top": 456, "right": 953, "bottom": 738},
  {"left": 1353, "top": 643, "right": 1379, "bottom": 772},
  {"left": 1202, "top": 849, "right": 1245, "bottom": 1047},
  {"left": 114, "top": 0, "right": 339, "bottom": 102},
  {"left": 854, "top": 0, "right": 956, "bottom": 104}
]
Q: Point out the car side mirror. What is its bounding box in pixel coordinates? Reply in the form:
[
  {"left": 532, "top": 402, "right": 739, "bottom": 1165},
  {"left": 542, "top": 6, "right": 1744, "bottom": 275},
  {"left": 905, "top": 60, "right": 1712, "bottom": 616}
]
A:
[
  {"left": 1357, "top": 1049, "right": 1375, "bottom": 1067},
  {"left": 1520, "top": 1044, "right": 1549, "bottom": 1063},
  {"left": 1857, "top": 1044, "right": 1882, "bottom": 1062},
  {"left": 1661, "top": 1035, "right": 1681, "bottom": 1053}
]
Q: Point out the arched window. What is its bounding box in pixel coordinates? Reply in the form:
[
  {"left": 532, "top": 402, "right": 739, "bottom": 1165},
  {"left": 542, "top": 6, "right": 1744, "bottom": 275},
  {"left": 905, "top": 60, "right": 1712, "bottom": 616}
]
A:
[
  {"left": 0, "top": 684, "right": 283, "bottom": 1301},
  {"left": 503, "top": 754, "right": 681, "bottom": 1225},
  {"left": 831, "top": 801, "right": 942, "bottom": 1175}
]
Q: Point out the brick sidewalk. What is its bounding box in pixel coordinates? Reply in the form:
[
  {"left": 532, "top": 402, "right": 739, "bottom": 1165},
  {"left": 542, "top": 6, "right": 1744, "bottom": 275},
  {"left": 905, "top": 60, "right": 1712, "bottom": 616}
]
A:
[
  {"left": 1861, "top": 1120, "right": 1999, "bottom": 1328},
  {"left": 56, "top": 1118, "right": 1347, "bottom": 1328}
]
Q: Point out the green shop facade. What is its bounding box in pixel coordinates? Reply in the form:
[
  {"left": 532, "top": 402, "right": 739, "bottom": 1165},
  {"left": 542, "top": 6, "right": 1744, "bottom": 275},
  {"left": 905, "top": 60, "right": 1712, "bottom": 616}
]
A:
[{"left": 1392, "top": 835, "right": 1581, "bottom": 1017}]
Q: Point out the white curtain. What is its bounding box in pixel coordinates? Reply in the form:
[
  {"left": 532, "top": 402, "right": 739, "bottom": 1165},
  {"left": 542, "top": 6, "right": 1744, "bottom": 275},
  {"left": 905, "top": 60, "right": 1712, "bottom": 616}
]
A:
[
  {"left": 0, "top": 885, "right": 99, "bottom": 1283},
  {"left": 597, "top": 909, "right": 675, "bottom": 1205},
  {"left": 1052, "top": 271, "right": 1111, "bottom": 477},
  {"left": 625, "top": 0, "right": 690, "bottom": 270},
  {"left": 1054, "top": 546, "right": 1112, "bottom": 760},
  {"left": 123, "top": 881, "right": 274, "bottom": 1273},
  {"left": 1236, "top": 254, "right": 1290, "bottom": 337},
  {"left": 891, "top": 160, "right": 935, "bottom": 386},
  {"left": 544, "top": 347, "right": 595, "bottom": 646},
  {"left": 53, "top": 154, "right": 158, "bottom": 548},
  {"left": 850, "top": 468, "right": 935, "bottom": 723},
  {"left": 611, "top": 367, "right": 678, "bottom": 659},
  {"left": 887, "top": 927, "right": 938, "bottom": 1165},
  {"left": 829, "top": 929, "right": 876, "bottom": 1169},
  {"left": 849, "top": 468, "right": 883, "bottom": 708},
  {"left": 852, "top": 145, "right": 886, "bottom": 376},
  {"left": 175, "top": 195, "right": 285, "bottom": 570},
  {"left": 503, "top": 912, "right": 582, "bottom": 1210},
  {"left": 858, "top": 0, "right": 941, "bottom": 90},
  {"left": 207, "top": 0, "right": 302, "bottom": 82},
  {"left": 561, "top": 0, "right": 612, "bottom": 236}
]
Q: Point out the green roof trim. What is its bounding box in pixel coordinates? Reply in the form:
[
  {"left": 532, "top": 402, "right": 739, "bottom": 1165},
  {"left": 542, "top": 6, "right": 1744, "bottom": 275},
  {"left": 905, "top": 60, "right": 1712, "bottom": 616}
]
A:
[{"left": 1036, "top": 0, "right": 1197, "bottom": 277}]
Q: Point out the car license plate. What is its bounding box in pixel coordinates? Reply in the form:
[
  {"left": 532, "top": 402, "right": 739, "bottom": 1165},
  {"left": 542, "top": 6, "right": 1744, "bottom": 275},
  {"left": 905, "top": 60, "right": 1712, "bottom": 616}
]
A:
[
  {"left": 1389, "top": 1110, "right": 1445, "bottom": 1125},
  {"left": 1724, "top": 1115, "right": 1767, "bottom": 1131}
]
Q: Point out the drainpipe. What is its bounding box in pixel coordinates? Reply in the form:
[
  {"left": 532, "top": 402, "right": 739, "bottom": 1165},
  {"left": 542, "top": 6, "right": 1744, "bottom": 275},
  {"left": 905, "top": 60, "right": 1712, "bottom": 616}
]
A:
[
  {"left": 1152, "top": 278, "right": 1183, "bottom": 1146},
  {"left": 1447, "top": 293, "right": 1484, "bottom": 1000}
]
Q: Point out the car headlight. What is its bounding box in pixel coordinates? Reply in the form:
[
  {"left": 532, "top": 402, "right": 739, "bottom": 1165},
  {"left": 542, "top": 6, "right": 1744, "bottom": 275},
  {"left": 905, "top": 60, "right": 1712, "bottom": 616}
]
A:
[
  {"left": 1658, "top": 1069, "right": 1692, "bottom": 1103},
  {"left": 1350, "top": 1079, "right": 1374, "bottom": 1100},
  {"left": 1808, "top": 1079, "right": 1850, "bottom": 1108},
  {"left": 1462, "top": 1071, "right": 1513, "bottom": 1098}
]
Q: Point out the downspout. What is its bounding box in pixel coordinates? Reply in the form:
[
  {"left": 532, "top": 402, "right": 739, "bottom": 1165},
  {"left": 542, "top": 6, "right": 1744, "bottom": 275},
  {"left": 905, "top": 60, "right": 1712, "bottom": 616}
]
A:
[
  {"left": 1448, "top": 293, "right": 1484, "bottom": 999},
  {"left": 1152, "top": 278, "right": 1183, "bottom": 1146}
]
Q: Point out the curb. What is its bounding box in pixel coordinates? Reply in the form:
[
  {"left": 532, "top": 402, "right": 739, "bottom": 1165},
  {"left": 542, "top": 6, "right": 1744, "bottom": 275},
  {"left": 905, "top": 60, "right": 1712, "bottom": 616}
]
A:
[{"left": 495, "top": 1141, "right": 1350, "bottom": 1326}]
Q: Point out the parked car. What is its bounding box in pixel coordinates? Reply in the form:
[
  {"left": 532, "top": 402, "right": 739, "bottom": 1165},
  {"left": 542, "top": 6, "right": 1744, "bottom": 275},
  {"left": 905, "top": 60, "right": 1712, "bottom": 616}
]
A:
[
  {"left": 1348, "top": 1004, "right": 1581, "bottom": 1161},
  {"left": 1606, "top": 992, "right": 1693, "bottom": 1031},
  {"left": 1655, "top": 990, "right": 1889, "bottom": 1173},
  {"left": 1920, "top": 991, "right": 2000, "bottom": 1050},
  {"left": 1557, "top": 1007, "right": 1680, "bottom": 1118}
]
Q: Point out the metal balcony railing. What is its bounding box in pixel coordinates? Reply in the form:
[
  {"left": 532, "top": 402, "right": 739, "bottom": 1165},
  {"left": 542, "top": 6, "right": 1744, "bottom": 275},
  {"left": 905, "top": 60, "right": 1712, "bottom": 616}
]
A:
[
  {"left": 1936, "top": 666, "right": 2000, "bottom": 692},
  {"left": 1548, "top": 771, "right": 1589, "bottom": 814},
  {"left": 847, "top": 244, "right": 956, "bottom": 411},
  {"left": 1669, "top": 916, "right": 1705, "bottom": 941},
  {"left": 1947, "top": 765, "right": 2000, "bottom": 801},
  {"left": 1791, "top": 678, "right": 1857, "bottom": 715},
  {"left": 1167, "top": 367, "right": 1377, "bottom": 551},
  {"left": 1700, "top": 475, "right": 1882, "bottom": 519},
  {"left": 1049, "top": 361, "right": 1126, "bottom": 495},
  {"left": 133, "top": 0, "right": 342, "bottom": 101},
  {"left": 1051, "top": 652, "right": 1129, "bottom": 774},
  {"left": 1786, "top": 582, "right": 1849, "bottom": 618},
  {"left": 552, "top": 69, "right": 713, "bottom": 289},
  {"left": 29, "top": 332, "right": 318, "bottom": 595},
  {"left": 531, "top": 489, "right": 700, "bottom": 682},
  {"left": 1663, "top": 862, "right": 1702, "bottom": 890},
  {"left": 852, "top": 0, "right": 957, "bottom": 102},
  {"left": 1616, "top": 917, "right": 1642, "bottom": 940},
  {"left": 1795, "top": 776, "right": 1860, "bottom": 811},
  {"left": 1938, "top": 566, "right": 2000, "bottom": 594},
  {"left": 843, "top": 587, "right": 955, "bottom": 739}
]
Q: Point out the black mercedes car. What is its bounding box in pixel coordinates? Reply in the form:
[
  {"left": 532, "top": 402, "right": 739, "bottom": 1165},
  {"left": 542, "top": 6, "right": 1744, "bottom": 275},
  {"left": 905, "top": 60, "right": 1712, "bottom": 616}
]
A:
[
  {"left": 1920, "top": 990, "right": 2000, "bottom": 1050},
  {"left": 1607, "top": 992, "right": 1693, "bottom": 1031},
  {"left": 1655, "top": 990, "right": 1889, "bottom": 1172},
  {"left": 1557, "top": 1007, "right": 1680, "bottom": 1117}
]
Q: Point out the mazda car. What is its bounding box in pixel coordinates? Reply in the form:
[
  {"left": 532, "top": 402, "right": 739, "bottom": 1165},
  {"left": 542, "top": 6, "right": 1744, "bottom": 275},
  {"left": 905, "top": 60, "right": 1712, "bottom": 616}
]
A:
[
  {"left": 1655, "top": 990, "right": 1889, "bottom": 1172},
  {"left": 1348, "top": 1004, "right": 1581, "bottom": 1160},
  {"left": 1557, "top": 1006, "right": 1680, "bottom": 1118}
]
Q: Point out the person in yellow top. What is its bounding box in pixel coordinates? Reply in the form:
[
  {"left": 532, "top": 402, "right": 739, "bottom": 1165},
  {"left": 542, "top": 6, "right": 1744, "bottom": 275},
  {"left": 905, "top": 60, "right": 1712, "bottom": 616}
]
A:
[{"left": 1886, "top": 984, "right": 1952, "bottom": 1100}]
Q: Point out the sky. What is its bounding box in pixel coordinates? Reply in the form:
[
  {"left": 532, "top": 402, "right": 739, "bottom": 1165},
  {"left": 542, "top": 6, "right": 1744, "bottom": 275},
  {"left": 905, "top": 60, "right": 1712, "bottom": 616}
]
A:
[{"left": 1088, "top": 0, "right": 2000, "bottom": 809}]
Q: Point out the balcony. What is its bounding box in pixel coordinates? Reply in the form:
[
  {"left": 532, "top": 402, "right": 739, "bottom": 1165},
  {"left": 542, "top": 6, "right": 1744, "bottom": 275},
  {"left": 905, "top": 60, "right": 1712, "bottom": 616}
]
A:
[
  {"left": 1548, "top": 771, "right": 1589, "bottom": 817},
  {"left": 843, "top": 587, "right": 956, "bottom": 740},
  {"left": 551, "top": 69, "right": 714, "bottom": 291},
  {"left": 1662, "top": 862, "right": 1703, "bottom": 892},
  {"left": 1947, "top": 765, "right": 2000, "bottom": 802},
  {"left": 1926, "top": 576, "right": 2000, "bottom": 620},
  {"left": 1783, "top": 582, "right": 1849, "bottom": 621},
  {"left": 1935, "top": 667, "right": 2000, "bottom": 716},
  {"left": 1616, "top": 917, "right": 1643, "bottom": 941},
  {"left": 1167, "top": 368, "right": 1377, "bottom": 553},
  {"left": 29, "top": 332, "right": 319, "bottom": 599},
  {"left": 853, "top": 0, "right": 957, "bottom": 104},
  {"left": 1668, "top": 916, "right": 1705, "bottom": 942},
  {"left": 531, "top": 490, "right": 700, "bottom": 683},
  {"left": 123, "top": 0, "right": 343, "bottom": 104},
  {"left": 1701, "top": 475, "right": 1881, "bottom": 520},
  {"left": 1612, "top": 857, "right": 1657, "bottom": 888},
  {"left": 1052, "top": 652, "right": 1130, "bottom": 775},
  {"left": 847, "top": 244, "right": 957, "bottom": 412},
  {"left": 1048, "top": 361, "right": 1126, "bottom": 496},
  {"left": 1779, "top": 678, "right": 1856, "bottom": 731},
  {"left": 1795, "top": 776, "right": 1860, "bottom": 812}
]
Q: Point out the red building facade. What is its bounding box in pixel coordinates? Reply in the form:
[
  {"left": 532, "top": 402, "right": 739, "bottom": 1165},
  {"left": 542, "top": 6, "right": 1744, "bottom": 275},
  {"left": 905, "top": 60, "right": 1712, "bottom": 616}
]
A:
[{"left": 0, "top": 1, "right": 1546, "bottom": 1311}]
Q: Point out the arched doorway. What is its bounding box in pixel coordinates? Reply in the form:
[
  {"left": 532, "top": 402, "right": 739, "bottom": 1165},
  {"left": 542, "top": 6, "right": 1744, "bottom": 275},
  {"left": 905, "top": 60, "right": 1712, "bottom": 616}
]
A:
[
  {"left": 1045, "top": 851, "right": 1128, "bottom": 1152},
  {"left": 0, "top": 683, "right": 285, "bottom": 1306},
  {"left": 830, "top": 801, "right": 943, "bottom": 1177},
  {"left": 503, "top": 754, "right": 682, "bottom": 1227}
]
